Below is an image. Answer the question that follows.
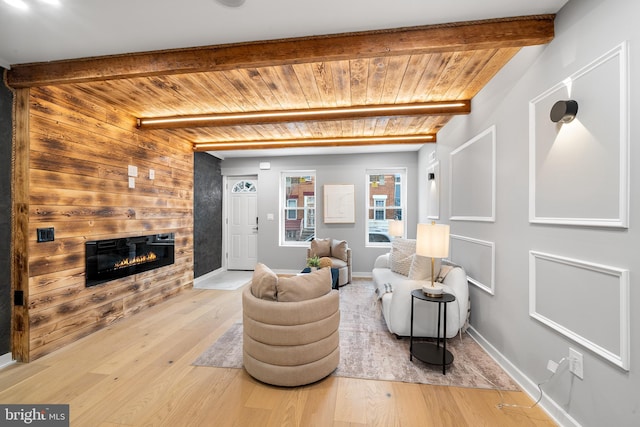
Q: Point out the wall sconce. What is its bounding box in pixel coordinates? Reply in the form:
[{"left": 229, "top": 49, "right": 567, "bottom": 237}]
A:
[
  {"left": 428, "top": 172, "right": 436, "bottom": 181},
  {"left": 550, "top": 100, "right": 578, "bottom": 123}
]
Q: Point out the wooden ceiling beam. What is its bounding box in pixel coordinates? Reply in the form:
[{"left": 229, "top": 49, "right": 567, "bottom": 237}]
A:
[
  {"left": 193, "top": 135, "right": 437, "bottom": 151},
  {"left": 6, "top": 15, "right": 554, "bottom": 88},
  {"left": 138, "top": 100, "right": 470, "bottom": 129}
]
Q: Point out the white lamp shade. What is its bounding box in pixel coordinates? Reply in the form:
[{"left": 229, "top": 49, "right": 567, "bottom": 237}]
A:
[
  {"left": 416, "top": 222, "right": 450, "bottom": 258},
  {"left": 388, "top": 219, "right": 404, "bottom": 237}
]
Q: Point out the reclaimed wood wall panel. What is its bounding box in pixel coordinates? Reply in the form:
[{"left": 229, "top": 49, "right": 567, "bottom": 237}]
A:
[{"left": 19, "top": 85, "right": 194, "bottom": 362}]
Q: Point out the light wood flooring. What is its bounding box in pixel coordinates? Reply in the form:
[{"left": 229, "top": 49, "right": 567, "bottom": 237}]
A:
[{"left": 0, "top": 284, "right": 557, "bottom": 426}]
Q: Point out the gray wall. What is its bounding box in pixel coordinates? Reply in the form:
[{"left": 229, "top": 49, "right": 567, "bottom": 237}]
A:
[
  {"left": 421, "top": 0, "right": 638, "bottom": 425},
  {"left": 193, "top": 152, "right": 223, "bottom": 278},
  {"left": 221, "top": 152, "right": 419, "bottom": 274},
  {"left": 0, "top": 71, "right": 11, "bottom": 356}
]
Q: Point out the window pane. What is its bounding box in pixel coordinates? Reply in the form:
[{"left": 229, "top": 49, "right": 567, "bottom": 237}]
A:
[
  {"left": 282, "top": 173, "right": 315, "bottom": 243},
  {"left": 366, "top": 170, "right": 405, "bottom": 244}
]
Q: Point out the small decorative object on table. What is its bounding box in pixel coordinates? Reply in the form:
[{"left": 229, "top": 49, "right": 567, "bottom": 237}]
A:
[{"left": 306, "top": 255, "right": 321, "bottom": 271}]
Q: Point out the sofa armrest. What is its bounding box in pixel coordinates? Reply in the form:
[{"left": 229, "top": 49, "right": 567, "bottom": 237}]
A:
[
  {"left": 441, "top": 266, "right": 469, "bottom": 331},
  {"left": 373, "top": 253, "right": 390, "bottom": 269}
]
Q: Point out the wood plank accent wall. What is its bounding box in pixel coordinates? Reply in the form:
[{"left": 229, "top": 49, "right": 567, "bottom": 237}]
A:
[{"left": 13, "top": 84, "right": 194, "bottom": 362}]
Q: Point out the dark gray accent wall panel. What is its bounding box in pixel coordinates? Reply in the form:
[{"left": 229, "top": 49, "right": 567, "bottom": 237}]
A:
[
  {"left": 193, "top": 152, "right": 223, "bottom": 278},
  {"left": 0, "top": 71, "right": 12, "bottom": 355}
]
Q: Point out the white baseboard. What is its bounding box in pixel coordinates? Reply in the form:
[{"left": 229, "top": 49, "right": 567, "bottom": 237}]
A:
[
  {"left": 0, "top": 352, "right": 15, "bottom": 370},
  {"left": 467, "top": 326, "right": 581, "bottom": 427}
]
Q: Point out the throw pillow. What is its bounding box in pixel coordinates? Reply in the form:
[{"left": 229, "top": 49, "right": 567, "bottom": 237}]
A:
[
  {"left": 390, "top": 238, "right": 415, "bottom": 276},
  {"left": 330, "top": 239, "right": 348, "bottom": 262},
  {"left": 310, "top": 238, "right": 331, "bottom": 257},
  {"left": 277, "top": 267, "right": 332, "bottom": 302},
  {"left": 408, "top": 254, "right": 442, "bottom": 280},
  {"left": 319, "top": 256, "right": 333, "bottom": 268},
  {"left": 250, "top": 262, "right": 278, "bottom": 300}
]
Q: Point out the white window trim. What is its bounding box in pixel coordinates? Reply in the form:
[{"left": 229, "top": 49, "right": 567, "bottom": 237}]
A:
[
  {"left": 365, "top": 168, "right": 407, "bottom": 247},
  {"left": 280, "top": 170, "right": 316, "bottom": 247}
]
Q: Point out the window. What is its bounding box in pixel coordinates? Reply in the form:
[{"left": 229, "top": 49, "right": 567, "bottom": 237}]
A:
[
  {"left": 281, "top": 172, "right": 315, "bottom": 244},
  {"left": 366, "top": 169, "right": 406, "bottom": 245}
]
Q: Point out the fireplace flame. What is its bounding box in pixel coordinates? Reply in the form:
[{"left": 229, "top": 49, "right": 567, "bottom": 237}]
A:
[{"left": 114, "top": 252, "right": 158, "bottom": 270}]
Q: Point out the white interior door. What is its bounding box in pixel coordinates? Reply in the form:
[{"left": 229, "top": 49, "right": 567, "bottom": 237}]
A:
[{"left": 227, "top": 176, "right": 258, "bottom": 270}]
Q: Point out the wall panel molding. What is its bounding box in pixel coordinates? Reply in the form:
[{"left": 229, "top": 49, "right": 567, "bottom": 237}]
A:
[
  {"left": 449, "top": 126, "right": 496, "bottom": 222},
  {"left": 450, "top": 234, "right": 495, "bottom": 295},
  {"left": 529, "top": 42, "right": 629, "bottom": 228},
  {"left": 529, "top": 251, "right": 630, "bottom": 370}
]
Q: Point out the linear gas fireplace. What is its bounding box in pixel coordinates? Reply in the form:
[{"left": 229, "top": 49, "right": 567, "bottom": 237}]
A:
[{"left": 85, "top": 233, "right": 175, "bottom": 287}]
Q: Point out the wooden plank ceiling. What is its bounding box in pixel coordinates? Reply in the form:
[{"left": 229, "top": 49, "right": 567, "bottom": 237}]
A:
[{"left": 6, "top": 15, "right": 555, "bottom": 152}]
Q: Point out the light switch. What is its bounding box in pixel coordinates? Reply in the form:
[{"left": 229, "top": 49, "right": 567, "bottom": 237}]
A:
[
  {"left": 149, "top": 169, "right": 155, "bottom": 180},
  {"left": 128, "top": 165, "right": 138, "bottom": 177},
  {"left": 267, "top": 213, "right": 274, "bottom": 220}
]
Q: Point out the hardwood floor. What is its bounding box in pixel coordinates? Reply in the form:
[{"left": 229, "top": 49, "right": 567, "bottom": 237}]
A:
[{"left": 0, "top": 284, "right": 557, "bottom": 426}]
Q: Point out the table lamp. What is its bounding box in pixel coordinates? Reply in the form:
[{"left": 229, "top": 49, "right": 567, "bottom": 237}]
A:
[
  {"left": 416, "top": 221, "right": 450, "bottom": 297},
  {"left": 388, "top": 219, "right": 404, "bottom": 239}
]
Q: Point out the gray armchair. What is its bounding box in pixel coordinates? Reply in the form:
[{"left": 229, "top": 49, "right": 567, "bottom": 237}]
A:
[{"left": 307, "top": 238, "right": 351, "bottom": 286}]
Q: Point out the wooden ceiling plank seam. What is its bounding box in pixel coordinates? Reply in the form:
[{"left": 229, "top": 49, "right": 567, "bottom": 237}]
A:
[
  {"left": 185, "top": 72, "right": 241, "bottom": 115},
  {"left": 396, "top": 54, "right": 436, "bottom": 104},
  {"left": 6, "top": 15, "right": 555, "bottom": 88},
  {"left": 381, "top": 55, "right": 412, "bottom": 104},
  {"left": 290, "top": 63, "right": 325, "bottom": 108},
  {"left": 442, "top": 49, "right": 498, "bottom": 100},
  {"left": 220, "top": 69, "right": 268, "bottom": 112},
  {"left": 256, "top": 65, "right": 298, "bottom": 109},
  {"left": 431, "top": 51, "right": 474, "bottom": 99},
  {"left": 156, "top": 74, "right": 223, "bottom": 115},
  {"left": 413, "top": 52, "right": 453, "bottom": 103},
  {"left": 241, "top": 67, "right": 285, "bottom": 110},
  {"left": 366, "top": 57, "right": 390, "bottom": 105},
  {"left": 206, "top": 72, "right": 254, "bottom": 112},
  {"left": 330, "top": 60, "right": 352, "bottom": 108},
  {"left": 348, "top": 58, "right": 369, "bottom": 106},
  {"left": 460, "top": 47, "right": 521, "bottom": 97},
  {"left": 310, "top": 62, "right": 337, "bottom": 108}
]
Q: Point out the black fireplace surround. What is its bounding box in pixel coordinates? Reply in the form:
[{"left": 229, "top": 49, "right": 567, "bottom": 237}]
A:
[{"left": 85, "top": 233, "right": 175, "bottom": 287}]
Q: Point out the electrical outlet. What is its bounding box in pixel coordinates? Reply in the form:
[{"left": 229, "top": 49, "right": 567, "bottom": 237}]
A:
[
  {"left": 547, "top": 359, "right": 558, "bottom": 373},
  {"left": 569, "top": 348, "right": 583, "bottom": 379}
]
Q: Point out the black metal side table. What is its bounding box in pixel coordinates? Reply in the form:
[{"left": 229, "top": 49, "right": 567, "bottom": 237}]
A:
[{"left": 410, "top": 289, "right": 456, "bottom": 375}]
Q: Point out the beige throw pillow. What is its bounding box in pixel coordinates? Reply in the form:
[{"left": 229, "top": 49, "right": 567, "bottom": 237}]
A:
[
  {"left": 250, "top": 263, "right": 278, "bottom": 301},
  {"left": 408, "top": 254, "right": 442, "bottom": 280},
  {"left": 310, "top": 238, "right": 331, "bottom": 257},
  {"left": 390, "top": 238, "right": 415, "bottom": 277},
  {"left": 330, "top": 239, "right": 348, "bottom": 262},
  {"left": 277, "top": 267, "right": 332, "bottom": 302}
]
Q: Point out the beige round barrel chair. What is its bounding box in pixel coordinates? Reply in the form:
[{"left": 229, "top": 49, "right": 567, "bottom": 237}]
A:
[{"left": 242, "top": 263, "right": 340, "bottom": 387}]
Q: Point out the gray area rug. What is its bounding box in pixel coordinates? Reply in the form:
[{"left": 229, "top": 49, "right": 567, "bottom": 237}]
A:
[{"left": 193, "top": 281, "right": 519, "bottom": 390}]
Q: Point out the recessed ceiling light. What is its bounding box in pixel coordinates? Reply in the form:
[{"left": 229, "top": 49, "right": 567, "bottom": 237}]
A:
[{"left": 215, "top": 0, "right": 246, "bottom": 7}]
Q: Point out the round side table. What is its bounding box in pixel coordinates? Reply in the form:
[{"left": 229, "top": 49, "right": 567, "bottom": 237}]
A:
[{"left": 410, "top": 289, "right": 456, "bottom": 375}]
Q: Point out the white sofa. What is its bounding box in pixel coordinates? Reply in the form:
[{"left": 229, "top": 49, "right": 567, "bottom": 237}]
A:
[{"left": 372, "top": 250, "right": 469, "bottom": 339}]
